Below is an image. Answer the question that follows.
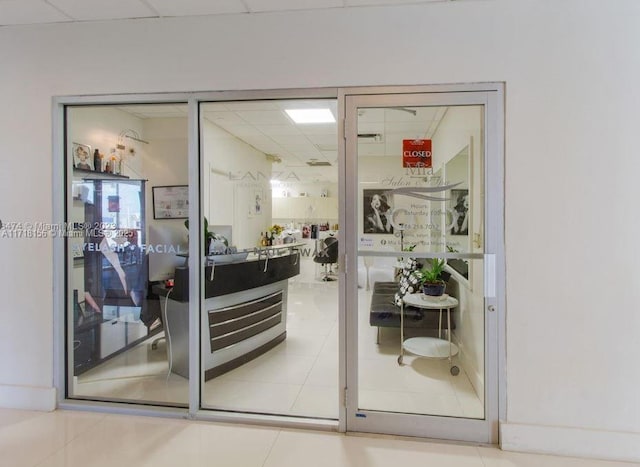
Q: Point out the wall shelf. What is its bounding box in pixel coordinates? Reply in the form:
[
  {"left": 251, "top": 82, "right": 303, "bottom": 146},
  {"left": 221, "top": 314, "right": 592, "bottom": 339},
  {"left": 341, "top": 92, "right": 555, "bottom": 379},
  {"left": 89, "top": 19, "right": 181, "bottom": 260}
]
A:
[{"left": 73, "top": 168, "right": 130, "bottom": 179}]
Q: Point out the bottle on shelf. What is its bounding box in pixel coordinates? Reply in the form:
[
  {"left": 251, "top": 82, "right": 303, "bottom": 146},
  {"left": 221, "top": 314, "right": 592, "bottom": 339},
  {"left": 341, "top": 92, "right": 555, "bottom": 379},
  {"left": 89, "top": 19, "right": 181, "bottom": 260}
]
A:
[
  {"left": 110, "top": 155, "right": 118, "bottom": 175},
  {"left": 93, "top": 149, "right": 101, "bottom": 172},
  {"left": 260, "top": 232, "right": 269, "bottom": 247}
]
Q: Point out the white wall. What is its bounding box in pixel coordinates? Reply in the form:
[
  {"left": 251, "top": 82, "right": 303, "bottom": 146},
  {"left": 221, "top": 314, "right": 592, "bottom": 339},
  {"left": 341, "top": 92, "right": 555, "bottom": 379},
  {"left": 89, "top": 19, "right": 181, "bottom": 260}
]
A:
[
  {"left": 1, "top": 0, "right": 639, "bottom": 461},
  {"left": 142, "top": 117, "right": 189, "bottom": 281},
  {"left": 202, "top": 119, "right": 272, "bottom": 250}
]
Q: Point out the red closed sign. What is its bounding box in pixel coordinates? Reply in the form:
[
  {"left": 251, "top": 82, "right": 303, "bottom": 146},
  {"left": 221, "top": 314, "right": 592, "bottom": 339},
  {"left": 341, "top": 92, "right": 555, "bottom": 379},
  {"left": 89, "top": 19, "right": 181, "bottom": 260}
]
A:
[{"left": 402, "top": 139, "right": 432, "bottom": 168}]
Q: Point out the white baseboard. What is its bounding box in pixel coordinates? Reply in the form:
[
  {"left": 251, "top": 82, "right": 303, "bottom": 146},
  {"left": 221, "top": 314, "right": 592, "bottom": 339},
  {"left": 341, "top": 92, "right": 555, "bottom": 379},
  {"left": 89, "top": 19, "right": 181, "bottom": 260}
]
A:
[
  {"left": 0, "top": 384, "right": 57, "bottom": 411},
  {"left": 500, "top": 422, "right": 640, "bottom": 463}
]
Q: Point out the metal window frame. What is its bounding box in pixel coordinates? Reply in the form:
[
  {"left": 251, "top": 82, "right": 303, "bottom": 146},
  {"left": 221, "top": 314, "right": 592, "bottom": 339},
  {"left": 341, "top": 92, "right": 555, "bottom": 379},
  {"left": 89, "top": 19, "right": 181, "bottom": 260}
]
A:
[{"left": 52, "top": 83, "right": 505, "bottom": 441}]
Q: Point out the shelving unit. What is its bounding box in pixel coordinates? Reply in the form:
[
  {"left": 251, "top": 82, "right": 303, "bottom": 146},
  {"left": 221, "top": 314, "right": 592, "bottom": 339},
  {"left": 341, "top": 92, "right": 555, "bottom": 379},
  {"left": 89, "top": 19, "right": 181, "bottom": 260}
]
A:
[{"left": 73, "top": 167, "right": 130, "bottom": 179}]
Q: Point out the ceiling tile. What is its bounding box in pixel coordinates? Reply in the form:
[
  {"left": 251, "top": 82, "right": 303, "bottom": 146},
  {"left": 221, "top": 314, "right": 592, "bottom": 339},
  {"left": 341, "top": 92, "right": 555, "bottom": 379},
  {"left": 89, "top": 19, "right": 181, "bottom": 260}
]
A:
[
  {"left": 253, "top": 141, "right": 287, "bottom": 153},
  {"left": 145, "top": 0, "right": 248, "bottom": 17},
  {"left": 239, "top": 135, "right": 280, "bottom": 150},
  {"left": 0, "top": 0, "right": 70, "bottom": 25},
  {"left": 214, "top": 124, "right": 264, "bottom": 137},
  {"left": 281, "top": 143, "right": 322, "bottom": 156},
  {"left": 298, "top": 123, "right": 337, "bottom": 136},
  {"left": 236, "top": 110, "right": 291, "bottom": 125},
  {"left": 358, "top": 144, "right": 386, "bottom": 157},
  {"left": 305, "top": 134, "right": 338, "bottom": 148},
  {"left": 385, "top": 122, "right": 431, "bottom": 137},
  {"left": 47, "top": 0, "right": 156, "bottom": 21},
  {"left": 321, "top": 150, "right": 338, "bottom": 161},
  {"left": 255, "top": 125, "right": 302, "bottom": 136},
  {"left": 357, "top": 122, "right": 385, "bottom": 134},
  {"left": 384, "top": 106, "right": 441, "bottom": 122},
  {"left": 244, "top": 0, "right": 343, "bottom": 13},
  {"left": 201, "top": 103, "right": 230, "bottom": 112},
  {"left": 225, "top": 102, "right": 280, "bottom": 111},
  {"left": 203, "top": 111, "right": 246, "bottom": 125},
  {"left": 269, "top": 134, "right": 311, "bottom": 146},
  {"left": 357, "top": 108, "right": 385, "bottom": 123},
  {"left": 346, "top": 0, "right": 438, "bottom": 6}
]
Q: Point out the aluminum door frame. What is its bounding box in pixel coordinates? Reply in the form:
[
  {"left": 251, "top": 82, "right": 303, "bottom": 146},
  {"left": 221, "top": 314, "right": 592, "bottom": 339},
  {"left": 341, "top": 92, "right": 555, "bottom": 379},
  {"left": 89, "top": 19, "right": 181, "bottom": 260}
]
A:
[{"left": 339, "top": 84, "right": 505, "bottom": 443}]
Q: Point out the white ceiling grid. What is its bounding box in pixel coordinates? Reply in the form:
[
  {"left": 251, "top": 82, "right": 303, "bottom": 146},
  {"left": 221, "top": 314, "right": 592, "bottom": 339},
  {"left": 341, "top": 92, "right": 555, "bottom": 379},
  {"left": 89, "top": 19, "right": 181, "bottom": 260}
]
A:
[
  {"left": 0, "top": 0, "right": 451, "bottom": 26},
  {"left": 113, "top": 101, "right": 445, "bottom": 183}
]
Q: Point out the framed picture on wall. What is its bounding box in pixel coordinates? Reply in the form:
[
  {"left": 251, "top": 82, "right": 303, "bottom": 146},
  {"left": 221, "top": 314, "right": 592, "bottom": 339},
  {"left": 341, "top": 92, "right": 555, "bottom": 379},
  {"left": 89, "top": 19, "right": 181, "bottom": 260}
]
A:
[
  {"left": 72, "top": 142, "right": 92, "bottom": 170},
  {"left": 363, "top": 189, "right": 393, "bottom": 234},
  {"left": 253, "top": 188, "right": 263, "bottom": 216},
  {"left": 152, "top": 185, "right": 189, "bottom": 219},
  {"left": 450, "top": 189, "right": 469, "bottom": 235}
]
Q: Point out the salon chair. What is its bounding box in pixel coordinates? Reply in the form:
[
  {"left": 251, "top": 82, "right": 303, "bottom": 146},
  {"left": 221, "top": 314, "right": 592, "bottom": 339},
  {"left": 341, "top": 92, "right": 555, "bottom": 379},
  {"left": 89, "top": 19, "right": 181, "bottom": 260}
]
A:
[{"left": 313, "top": 237, "right": 339, "bottom": 281}]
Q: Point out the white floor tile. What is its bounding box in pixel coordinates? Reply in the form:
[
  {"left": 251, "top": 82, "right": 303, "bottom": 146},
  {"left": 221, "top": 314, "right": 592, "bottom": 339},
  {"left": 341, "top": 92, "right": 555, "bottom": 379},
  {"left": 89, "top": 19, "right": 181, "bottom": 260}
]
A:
[
  {"left": 264, "top": 430, "right": 486, "bottom": 467},
  {"left": 2, "top": 409, "right": 636, "bottom": 467},
  {"left": 270, "top": 330, "right": 328, "bottom": 356},
  {"left": 37, "top": 414, "right": 279, "bottom": 467},
  {"left": 70, "top": 280, "right": 484, "bottom": 421},
  {"left": 290, "top": 384, "right": 339, "bottom": 419},
  {"left": 477, "top": 447, "right": 640, "bottom": 467},
  {"left": 218, "top": 352, "right": 316, "bottom": 385},
  {"left": 0, "top": 410, "right": 104, "bottom": 467},
  {"left": 358, "top": 388, "right": 463, "bottom": 417},
  {"left": 304, "top": 352, "right": 339, "bottom": 387},
  {"left": 202, "top": 379, "right": 302, "bottom": 414}
]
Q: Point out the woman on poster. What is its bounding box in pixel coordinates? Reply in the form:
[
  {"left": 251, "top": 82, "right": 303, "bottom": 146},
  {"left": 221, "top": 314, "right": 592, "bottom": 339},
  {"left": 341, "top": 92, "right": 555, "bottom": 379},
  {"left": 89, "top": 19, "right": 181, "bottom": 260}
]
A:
[{"left": 365, "top": 192, "right": 392, "bottom": 233}]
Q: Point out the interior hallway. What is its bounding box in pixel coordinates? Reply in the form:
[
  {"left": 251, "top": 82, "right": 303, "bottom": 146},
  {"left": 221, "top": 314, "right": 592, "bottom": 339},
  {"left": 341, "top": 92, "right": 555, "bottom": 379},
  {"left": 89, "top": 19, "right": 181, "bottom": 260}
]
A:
[{"left": 1, "top": 408, "right": 637, "bottom": 467}]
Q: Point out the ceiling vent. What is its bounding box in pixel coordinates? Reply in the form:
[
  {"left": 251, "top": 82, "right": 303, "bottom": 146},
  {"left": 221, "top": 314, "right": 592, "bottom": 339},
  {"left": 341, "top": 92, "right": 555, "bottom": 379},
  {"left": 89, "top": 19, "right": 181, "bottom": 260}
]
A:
[
  {"left": 358, "top": 133, "right": 383, "bottom": 142},
  {"left": 306, "top": 159, "right": 332, "bottom": 167}
]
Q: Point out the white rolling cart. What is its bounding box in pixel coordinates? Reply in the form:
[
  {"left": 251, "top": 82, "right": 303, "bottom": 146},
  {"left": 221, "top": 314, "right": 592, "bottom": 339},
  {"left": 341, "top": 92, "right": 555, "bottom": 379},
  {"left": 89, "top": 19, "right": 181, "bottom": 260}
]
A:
[{"left": 398, "top": 293, "right": 460, "bottom": 376}]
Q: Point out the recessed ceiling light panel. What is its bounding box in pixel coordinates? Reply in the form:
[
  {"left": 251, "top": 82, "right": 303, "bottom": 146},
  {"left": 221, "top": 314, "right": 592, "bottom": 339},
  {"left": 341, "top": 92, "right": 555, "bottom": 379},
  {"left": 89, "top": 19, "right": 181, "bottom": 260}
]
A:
[{"left": 285, "top": 108, "right": 335, "bottom": 124}]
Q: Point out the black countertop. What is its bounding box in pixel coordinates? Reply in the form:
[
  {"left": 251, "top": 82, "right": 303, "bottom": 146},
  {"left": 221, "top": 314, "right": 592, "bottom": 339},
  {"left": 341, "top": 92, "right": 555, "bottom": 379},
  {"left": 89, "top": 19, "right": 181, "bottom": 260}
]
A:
[{"left": 167, "top": 252, "right": 300, "bottom": 302}]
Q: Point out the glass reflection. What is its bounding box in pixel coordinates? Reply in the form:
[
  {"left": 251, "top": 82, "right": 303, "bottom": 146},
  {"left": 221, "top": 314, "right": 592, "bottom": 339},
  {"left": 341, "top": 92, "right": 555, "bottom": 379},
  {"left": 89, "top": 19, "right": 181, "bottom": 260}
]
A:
[
  {"left": 357, "top": 105, "right": 485, "bottom": 419},
  {"left": 66, "top": 104, "right": 189, "bottom": 406}
]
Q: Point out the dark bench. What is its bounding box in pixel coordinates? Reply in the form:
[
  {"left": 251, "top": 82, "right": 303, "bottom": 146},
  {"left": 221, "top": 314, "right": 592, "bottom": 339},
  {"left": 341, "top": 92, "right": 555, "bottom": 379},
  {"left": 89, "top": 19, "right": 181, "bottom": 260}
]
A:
[{"left": 369, "top": 281, "right": 455, "bottom": 343}]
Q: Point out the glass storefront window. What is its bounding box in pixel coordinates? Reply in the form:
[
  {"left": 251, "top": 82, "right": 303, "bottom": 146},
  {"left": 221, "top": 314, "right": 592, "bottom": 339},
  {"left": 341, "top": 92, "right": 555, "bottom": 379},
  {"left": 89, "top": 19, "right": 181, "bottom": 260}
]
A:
[
  {"left": 197, "top": 99, "right": 339, "bottom": 418},
  {"left": 66, "top": 104, "right": 190, "bottom": 406}
]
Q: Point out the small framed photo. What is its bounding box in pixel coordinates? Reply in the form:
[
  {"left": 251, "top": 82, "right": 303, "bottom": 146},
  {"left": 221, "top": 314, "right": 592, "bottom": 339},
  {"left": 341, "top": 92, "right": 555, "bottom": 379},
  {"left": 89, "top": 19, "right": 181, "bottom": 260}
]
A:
[{"left": 72, "top": 142, "right": 93, "bottom": 170}]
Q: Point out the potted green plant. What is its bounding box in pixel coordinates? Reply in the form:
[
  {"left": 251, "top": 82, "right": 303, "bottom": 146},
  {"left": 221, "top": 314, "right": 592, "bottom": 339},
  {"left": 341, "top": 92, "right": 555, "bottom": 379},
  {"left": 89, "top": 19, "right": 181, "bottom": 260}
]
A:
[
  {"left": 184, "top": 217, "right": 215, "bottom": 254},
  {"left": 420, "top": 258, "right": 447, "bottom": 296}
]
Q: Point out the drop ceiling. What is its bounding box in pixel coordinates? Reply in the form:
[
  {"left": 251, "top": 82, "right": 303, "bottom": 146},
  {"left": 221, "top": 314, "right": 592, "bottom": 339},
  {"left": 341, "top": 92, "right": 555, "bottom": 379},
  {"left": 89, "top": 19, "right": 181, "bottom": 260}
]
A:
[
  {"left": 0, "top": 0, "right": 460, "bottom": 27},
  {"left": 116, "top": 101, "right": 446, "bottom": 183}
]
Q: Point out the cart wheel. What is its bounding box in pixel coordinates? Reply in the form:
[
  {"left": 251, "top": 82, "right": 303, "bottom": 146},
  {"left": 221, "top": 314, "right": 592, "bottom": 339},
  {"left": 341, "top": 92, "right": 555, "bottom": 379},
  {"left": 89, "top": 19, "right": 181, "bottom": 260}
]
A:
[
  {"left": 450, "top": 365, "right": 460, "bottom": 376},
  {"left": 397, "top": 355, "right": 403, "bottom": 366}
]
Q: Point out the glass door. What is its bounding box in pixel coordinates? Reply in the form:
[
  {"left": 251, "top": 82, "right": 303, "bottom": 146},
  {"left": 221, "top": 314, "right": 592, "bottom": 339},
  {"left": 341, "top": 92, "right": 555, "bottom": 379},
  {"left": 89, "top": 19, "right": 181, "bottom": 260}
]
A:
[{"left": 344, "top": 89, "right": 502, "bottom": 442}]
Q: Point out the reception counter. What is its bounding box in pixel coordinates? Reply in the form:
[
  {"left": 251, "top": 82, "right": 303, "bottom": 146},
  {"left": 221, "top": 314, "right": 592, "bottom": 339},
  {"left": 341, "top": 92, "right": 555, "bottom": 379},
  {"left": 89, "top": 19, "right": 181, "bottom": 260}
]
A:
[{"left": 156, "top": 248, "right": 300, "bottom": 381}]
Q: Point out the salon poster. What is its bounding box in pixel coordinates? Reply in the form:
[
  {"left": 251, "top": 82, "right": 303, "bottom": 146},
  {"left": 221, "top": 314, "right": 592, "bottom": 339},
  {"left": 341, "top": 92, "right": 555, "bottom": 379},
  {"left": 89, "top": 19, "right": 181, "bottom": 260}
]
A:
[{"left": 402, "top": 139, "right": 432, "bottom": 168}]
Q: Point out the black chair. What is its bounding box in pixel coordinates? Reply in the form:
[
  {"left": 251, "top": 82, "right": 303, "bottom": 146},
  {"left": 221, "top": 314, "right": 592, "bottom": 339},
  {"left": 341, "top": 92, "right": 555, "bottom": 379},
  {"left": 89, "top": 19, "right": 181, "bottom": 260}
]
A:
[{"left": 313, "top": 237, "right": 338, "bottom": 281}]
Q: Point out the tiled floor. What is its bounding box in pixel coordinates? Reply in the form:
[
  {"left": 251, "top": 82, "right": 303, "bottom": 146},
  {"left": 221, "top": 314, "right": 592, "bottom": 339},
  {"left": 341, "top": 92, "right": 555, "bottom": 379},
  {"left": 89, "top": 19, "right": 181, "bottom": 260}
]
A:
[
  {"left": 75, "top": 259, "right": 482, "bottom": 419},
  {"left": 1, "top": 408, "right": 637, "bottom": 467}
]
